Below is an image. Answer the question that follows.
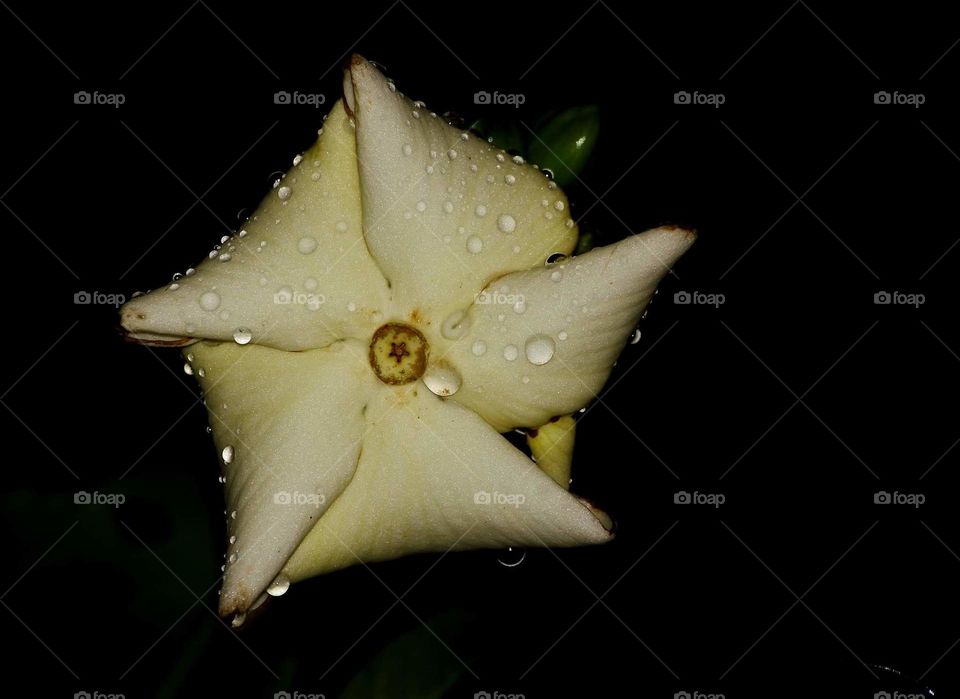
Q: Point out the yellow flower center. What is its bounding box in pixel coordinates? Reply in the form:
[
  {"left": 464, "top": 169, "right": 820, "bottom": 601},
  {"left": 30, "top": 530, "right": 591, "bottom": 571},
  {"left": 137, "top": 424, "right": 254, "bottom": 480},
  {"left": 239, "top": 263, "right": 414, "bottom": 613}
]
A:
[{"left": 369, "top": 323, "right": 428, "bottom": 385}]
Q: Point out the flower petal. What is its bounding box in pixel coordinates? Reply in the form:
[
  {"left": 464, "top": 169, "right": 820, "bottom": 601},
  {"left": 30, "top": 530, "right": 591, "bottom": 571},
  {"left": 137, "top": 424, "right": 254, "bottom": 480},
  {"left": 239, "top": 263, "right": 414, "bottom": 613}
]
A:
[
  {"left": 445, "top": 226, "right": 695, "bottom": 431},
  {"left": 345, "top": 55, "right": 577, "bottom": 321},
  {"left": 282, "top": 383, "right": 612, "bottom": 581},
  {"left": 120, "top": 100, "right": 390, "bottom": 351},
  {"left": 186, "top": 338, "right": 376, "bottom": 616}
]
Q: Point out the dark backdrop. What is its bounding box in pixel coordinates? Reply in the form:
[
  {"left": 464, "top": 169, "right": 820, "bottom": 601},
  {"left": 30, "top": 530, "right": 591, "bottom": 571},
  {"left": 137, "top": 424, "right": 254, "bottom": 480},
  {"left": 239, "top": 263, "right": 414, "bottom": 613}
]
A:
[{"left": 1, "top": 1, "right": 957, "bottom": 697}]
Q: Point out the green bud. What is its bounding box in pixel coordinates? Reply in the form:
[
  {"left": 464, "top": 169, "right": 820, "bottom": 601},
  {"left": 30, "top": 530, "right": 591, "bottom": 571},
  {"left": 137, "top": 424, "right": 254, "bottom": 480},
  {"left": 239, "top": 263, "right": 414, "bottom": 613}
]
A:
[{"left": 528, "top": 106, "right": 600, "bottom": 187}]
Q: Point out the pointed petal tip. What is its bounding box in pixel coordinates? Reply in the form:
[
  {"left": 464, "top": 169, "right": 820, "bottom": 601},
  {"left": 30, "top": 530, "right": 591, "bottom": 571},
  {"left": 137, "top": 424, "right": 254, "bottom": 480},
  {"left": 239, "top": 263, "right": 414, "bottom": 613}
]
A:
[
  {"left": 577, "top": 496, "right": 616, "bottom": 538},
  {"left": 118, "top": 300, "right": 193, "bottom": 346}
]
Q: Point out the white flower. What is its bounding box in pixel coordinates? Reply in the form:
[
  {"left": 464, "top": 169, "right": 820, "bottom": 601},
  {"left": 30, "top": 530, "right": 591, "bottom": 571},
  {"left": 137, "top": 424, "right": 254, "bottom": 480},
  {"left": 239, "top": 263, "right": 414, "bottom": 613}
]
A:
[{"left": 120, "top": 55, "right": 694, "bottom": 621}]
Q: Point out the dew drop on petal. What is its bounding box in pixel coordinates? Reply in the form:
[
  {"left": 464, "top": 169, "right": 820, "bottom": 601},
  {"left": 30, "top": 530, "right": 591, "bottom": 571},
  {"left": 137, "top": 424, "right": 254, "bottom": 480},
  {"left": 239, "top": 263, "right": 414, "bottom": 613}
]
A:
[
  {"left": 558, "top": 331, "right": 568, "bottom": 341},
  {"left": 471, "top": 339, "right": 487, "bottom": 356},
  {"left": 183, "top": 362, "right": 194, "bottom": 376},
  {"left": 297, "top": 236, "right": 318, "bottom": 254},
  {"left": 525, "top": 334, "right": 556, "bottom": 365},
  {"left": 447, "top": 148, "right": 458, "bottom": 159},
  {"left": 466, "top": 235, "right": 483, "bottom": 254},
  {"left": 402, "top": 143, "right": 413, "bottom": 156},
  {"left": 441, "top": 309, "right": 471, "bottom": 340},
  {"left": 505, "top": 174, "right": 516, "bottom": 185},
  {"left": 503, "top": 344, "right": 519, "bottom": 361},
  {"left": 233, "top": 328, "right": 252, "bottom": 345},
  {"left": 199, "top": 291, "right": 221, "bottom": 311},
  {"left": 278, "top": 186, "right": 292, "bottom": 200},
  {"left": 416, "top": 200, "right": 427, "bottom": 212},
  {"left": 293, "top": 154, "right": 303, "bottom": 166},
  {"left": 222, "top": 445, "right": 235, "bottom": 464},
  {"left": 336, "top": 221, "right": 348, "bottom": 233},
  {"left": 267, "top": 573, "right": 291, "bottom": 597},
  {"left": 630, "top": 328, "right": 642, "bottom": 344},
  {"left": 475, "top": 204, "right": 487, "bottom": 217},
  {"left": 304, "top": 277, "right": 318, "bottom": 291},
  {"left": 550, "top": 270, "right": 563, "bottom": 282},
  {"left": 554, "top": 200, "right": 565, "bottom": 211},
  {"left": 497, "top": 214, "right": 516, "bottom": 233}
]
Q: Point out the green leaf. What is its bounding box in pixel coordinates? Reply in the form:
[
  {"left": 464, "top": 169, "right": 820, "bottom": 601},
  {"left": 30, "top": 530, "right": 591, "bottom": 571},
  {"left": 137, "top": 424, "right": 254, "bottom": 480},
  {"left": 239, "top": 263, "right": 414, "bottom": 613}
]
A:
[{"left": 528, "top": 106, "right": 600, "bottom": 187}]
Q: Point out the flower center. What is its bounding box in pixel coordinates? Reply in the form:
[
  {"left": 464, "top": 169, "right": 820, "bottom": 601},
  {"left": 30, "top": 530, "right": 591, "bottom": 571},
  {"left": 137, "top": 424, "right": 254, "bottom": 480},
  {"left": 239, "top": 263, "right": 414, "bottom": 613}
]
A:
[{"left": 369, "top": 323, "right": 428, "bottom": 385}]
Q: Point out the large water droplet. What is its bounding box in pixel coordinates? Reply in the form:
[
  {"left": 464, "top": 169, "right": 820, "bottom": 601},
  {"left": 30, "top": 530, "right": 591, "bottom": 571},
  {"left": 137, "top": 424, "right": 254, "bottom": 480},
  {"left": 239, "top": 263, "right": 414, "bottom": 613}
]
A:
[
  {"left": 441, "top": 309, "right": 470, "bottom": 340},
  {"left": 233, "top": 328, "right": 252, "bottom": 345},
  {"left": 497, "top": 214, "right": 517, "bottom": 233},
  {"left": 466, "top": 236, "right": 483, "bottom": 254},
  {"left": 422, "top": 364, "right": 463, "bottom": 397},
  {"left": 222, "top": 445, "right": 235, "bottom": 464},
  {"left": 277, "top": 186, "right": 292, "bottom": 200},
  {"left": 525, "top": 335, "right": 556, "bottom": 365},
  {"left": 183, "top": 362, "right": 194, "bottom": 376},
  {"left": 267, "top": 573, "right": 291, "bottom": 597},
  {"left": 298, "top": 236, "right": 318, "bottom": 254},
  {"left": 199, "top": 291, "right": 221, "bottom": 311}
]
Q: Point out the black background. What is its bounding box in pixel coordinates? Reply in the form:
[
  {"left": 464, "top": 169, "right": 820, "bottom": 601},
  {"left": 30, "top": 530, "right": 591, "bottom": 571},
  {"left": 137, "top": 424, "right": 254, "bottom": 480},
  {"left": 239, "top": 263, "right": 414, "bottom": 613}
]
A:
[{"left": 1, "top": 1, "right": 958, "bottom": 697}]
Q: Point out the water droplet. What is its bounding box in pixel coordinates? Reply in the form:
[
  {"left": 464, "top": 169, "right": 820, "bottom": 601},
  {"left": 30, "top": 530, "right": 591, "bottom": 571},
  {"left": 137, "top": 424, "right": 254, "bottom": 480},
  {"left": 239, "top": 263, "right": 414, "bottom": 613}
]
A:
[
  {"left": 497, "top": 547, "right": 527, "bottom": 567},
  {"left": 222, "top": 445, "right": 235, "bottom": 463},
  {"left": 425, "top": 165, "right": 434, "bottom": 175},
  {"left": 183, "top": 362, "right": 194, "bottom": 375},
  {"left": 525, "top": 334, "right": 556, "bottom": 365},
  {"left": 198, "top": 368, "right": 206, "bottom": 377},
  {"left": 228, "top": 553, "right": 237, "bottom": 563},
  {"left": 441, "top": 309, "right": 471, "bottom": 340},
  {"left": 171, "top": 271, "right": 183, "bottom": 282},
  {"left": 233, "top": 328, "right": 252, "bottom": 345},
  {"left": 471, "top": 339, "right": 487, "bottom": 356},
  {"left": 554, "top": 200, "right": 565, "bottom": 211},
  {"left": 347, "top": 302, "right": 357, "bottom": 312},
  {"left": 402, "top": 143, "right": 413, "bottom": 156},
  {"left": 336, "top": 221, "right": 348, "bottom": 233},
  {"left": 168, "top": 283, "right": 180, "bottom": 291},
  {"left": 496, "top": 153, "right": 506, "bottom": 163},
  {"left": 443, "top": 201, "right": 454, "bottom": 213},
  {"left": 311, "top": 171, "right": 321, "bottom": 181},
  {"left": 411, "top": 110, "right": 420, "bottom": 119},
  {"left": 304, "top": 277, "right": 318, "bottom": 291},
  {"left": 229, "top": 535, "right": 236, "bottom": 544},
  {"left": 416, "top": 200, "right": 427, "bottom": 212},
  {"left": 230, "top": 510, "right": 237, "bottom": 519},
  {"left": 387, "top": 80, "right": 396, "bottom": 92},
  {"left": 550, "top": 270, "right": 563, "bottom": 282},
  {"left": 497, "top": 214, "right": 516, "bottom": 233},
  {"left": 218, "top": 252, "right": 232, "bottom": 262},
  {"left": 630, "top": 328, "right": 642, "bottom": 345},
  {"left": 278, "top": 186, "right": 292, "bottom": 200},
  {"left": 298, "top": 236, "right": 318, "bottom": 254},
  {"left": 293, "top": 154, "right": 303, "bottom": 166},
  {"left": 267, "top": 573, "right": 291, "bottom": 597},
  {"left": 565, "top": 218, "right": 575, "bottom": 229},
  {"left": 447, "top": 148, "right": 458, "bottom": 159},
  {"left": 505, "top": 174, "right": 516, "bottom": 185},
  {"left": 521, "top": 375, "right": 530, "bottom": 384},
  {"left": 422, "top": 364, "right": 463, "bottom": 397},
  {"left": 503, "top": 344, "right": 519, "bottom": 361},
  {"left": 185, "top": 267, "right": 197, "bottom": 275},
  {"left": 199, "top": 291, "right": 221, "bottom": 311},
  {"left": 467, "top": 235, "right": 483, "bottom": 253}
]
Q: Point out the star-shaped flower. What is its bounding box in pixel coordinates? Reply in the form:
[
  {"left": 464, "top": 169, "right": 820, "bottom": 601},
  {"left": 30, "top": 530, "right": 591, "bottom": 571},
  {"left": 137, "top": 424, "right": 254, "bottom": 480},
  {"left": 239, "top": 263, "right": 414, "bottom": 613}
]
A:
[{"left": 120, "top": 55, "right": 694, "bottom": 622}]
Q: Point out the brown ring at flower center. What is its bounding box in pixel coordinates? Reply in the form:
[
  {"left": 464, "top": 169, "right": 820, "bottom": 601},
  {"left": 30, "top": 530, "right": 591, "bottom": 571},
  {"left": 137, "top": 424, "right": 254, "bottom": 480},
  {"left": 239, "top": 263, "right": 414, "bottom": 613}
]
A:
[{"left": 369, "top": 323, "right": 428, "bottom": 385}]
